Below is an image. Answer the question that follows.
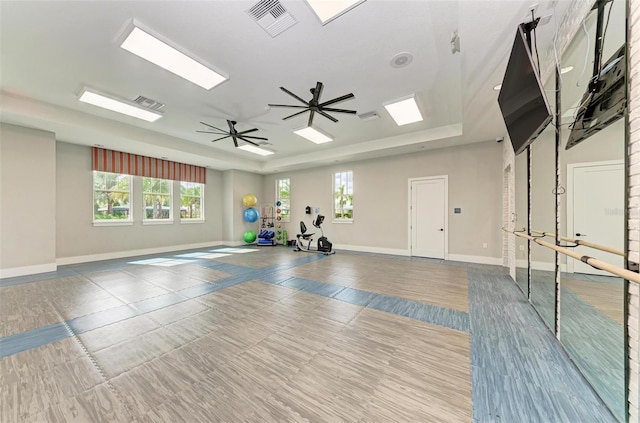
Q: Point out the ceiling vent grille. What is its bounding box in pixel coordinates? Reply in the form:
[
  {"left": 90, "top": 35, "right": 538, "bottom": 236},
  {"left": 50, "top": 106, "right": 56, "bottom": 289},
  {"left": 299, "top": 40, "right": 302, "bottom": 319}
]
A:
[
  {"left": 133, "top": 96, "right": 165, "bottom": 111},
  {"left": 246, "top": 0, "right": 297, "bottom": 38},
  {"left": 358, "top": 111, "right": 380, "bottom": 121}
]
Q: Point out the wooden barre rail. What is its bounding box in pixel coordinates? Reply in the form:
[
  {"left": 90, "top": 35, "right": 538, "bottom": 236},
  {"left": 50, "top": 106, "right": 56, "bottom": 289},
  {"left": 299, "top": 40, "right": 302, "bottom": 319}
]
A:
[
  {"left": 503, "top": 227, "right": 640, "bottom": 285},
  {"left": 530, "top": 229, "right": 626, "bottom": 258}
]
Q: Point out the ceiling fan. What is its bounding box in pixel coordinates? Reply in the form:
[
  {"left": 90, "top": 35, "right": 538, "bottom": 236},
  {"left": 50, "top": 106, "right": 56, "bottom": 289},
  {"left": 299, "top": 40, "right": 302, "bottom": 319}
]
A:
[
  {"left": 197, "top": 120, "right": 267, "bottom": 147},
  {"left": 268, "top": 81, "right": 356, "bottom": 127}
]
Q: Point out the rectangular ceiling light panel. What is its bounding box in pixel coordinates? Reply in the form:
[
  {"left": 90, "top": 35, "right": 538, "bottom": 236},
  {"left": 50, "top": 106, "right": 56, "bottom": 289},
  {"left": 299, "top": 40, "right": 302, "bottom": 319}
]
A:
[
  {"left": 294, "top": 126, "right": 333, "bottom": 144},
  {"left": 305, "top": 0, "right": 366, "bottom": 25},
  {"left": 121, "top": 26, "right": 227, "bottom": 90},
  {"left": 384, "top": 95, "right": 423, "bottom": 126},
  {"left": 78, "top": 88, "right": 163, "bottom": 122},
  {"left": 238, "top": 144, "right": 275, "bottom": 156}
]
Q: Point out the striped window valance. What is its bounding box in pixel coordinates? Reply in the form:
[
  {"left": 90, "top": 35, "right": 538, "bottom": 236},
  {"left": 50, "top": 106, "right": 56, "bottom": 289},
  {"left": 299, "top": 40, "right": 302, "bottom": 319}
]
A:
[{"left": 92, "top": 147, "right": 206, "bottom": 184}]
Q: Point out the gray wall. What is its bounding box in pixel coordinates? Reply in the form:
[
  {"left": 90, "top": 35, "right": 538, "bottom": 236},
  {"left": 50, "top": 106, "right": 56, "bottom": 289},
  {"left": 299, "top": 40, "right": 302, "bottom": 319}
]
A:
[
  {"left": 55, "top": 142, "right": 223, "bottom": 261},
  {"left": 0, "top": 124, "right": 57, "bottom": 275},
  {"left": 221, "top": 169, "right": 263, "bottom": 244},
  {"left": 263, "top": 140, "right": 503, "bottom": 259}
]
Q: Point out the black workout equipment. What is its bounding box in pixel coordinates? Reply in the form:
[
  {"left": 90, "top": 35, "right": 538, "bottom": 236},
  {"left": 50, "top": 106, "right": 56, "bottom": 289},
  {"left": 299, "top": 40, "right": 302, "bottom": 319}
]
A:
[
  {"left": 294, "top": 214, "right": 335, "bottom": 255},
  {"left": 197, "top": 120, "right": 267, "bottom": 148},
  {"left": 268, "top": 81, "right": 356, "bottom": 127}
]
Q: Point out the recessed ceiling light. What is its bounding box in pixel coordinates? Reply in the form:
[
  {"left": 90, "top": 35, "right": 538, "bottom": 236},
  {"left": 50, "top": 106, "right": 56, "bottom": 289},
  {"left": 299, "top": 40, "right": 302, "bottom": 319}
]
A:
[
  {"left": 560, "top": 66, "right": 574, "bottom": 74},
  {"left": 78, "top": 88, "right": 163, "bottom": 122},
  {"left": 120, "top": 24, "right": 227, "bottom": 90},
  {"left": 237, "top": 144, "right": 275, "bottom": 156},
  {"left": 294, "top": 126, "right": 333, "bottom": 144},
  {"left": 384, "top": 94, "right": 423, "bottom": 126},
  {"left": 493, "top": 84, "right": 502, "bottom": 91},
  {"left": 305, "top": 0, "right": 366, "bottom": 25}
]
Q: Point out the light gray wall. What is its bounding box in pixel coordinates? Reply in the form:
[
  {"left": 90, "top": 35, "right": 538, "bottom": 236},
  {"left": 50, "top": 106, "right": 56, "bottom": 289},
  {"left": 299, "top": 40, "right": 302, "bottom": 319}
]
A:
[
  {"left": 56, "top": 141, "right": 223, "bottom": 260},
  {"left": 0, "top": 124, "right": 57, "bottom": 273},
  {"left": 222, "top": 169, "right": 263, "bottom": 244},
  {"left": 263, "top": 141, "right": 503, "bottom": 258}
]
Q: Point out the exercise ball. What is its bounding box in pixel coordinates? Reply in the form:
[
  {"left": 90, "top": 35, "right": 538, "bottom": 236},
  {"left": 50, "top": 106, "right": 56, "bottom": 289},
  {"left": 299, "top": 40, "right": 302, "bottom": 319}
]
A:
[
  {"left": 243, "top": 230, "right": 257, "bottom": 243},
  {"left": 242, "top": 194, "right": 258, "bottom": 208},
  {"left": 244, "top": 207, "right": 259, "bottom": 223}
]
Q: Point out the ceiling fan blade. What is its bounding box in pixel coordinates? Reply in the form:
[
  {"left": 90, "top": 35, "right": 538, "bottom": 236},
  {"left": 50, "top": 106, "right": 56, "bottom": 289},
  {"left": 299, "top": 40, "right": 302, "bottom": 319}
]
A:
[
  {"left": 267, "top": 104, "right": 308, "bottom": 109},
  {"left": 236, "top": 128, "right": 259, "bottom": 135},
  {"left": 312, "top": 81, "right": 323, "bottom": 103},
  {"left": 241, "top": 135, "right": 269, "bottom": 140},
  {"left": 322, "top": 107, "right": 357, "bottom": 114},
  {"left": 211, "top": 135, "right": 232, "bottom": 142},
  {"left": 238, "top": 137, "right": 260, "bottom": 147},
  {"left": 197, "top": 130, "right": 228, "bottom": 135},
  {"left": 318, "top": 110, "right": 338, "bottom": 123},
  {"left": 308, "top": 110, "right": 315, "bottom": 126},
  {"left": 231, "top": 135, "right": 238, "bottom": 148},
  {"left": 283, "top": 109, "right": 310, "bottom": 120},
  {"left": 280, "top": 87, "right": 309, "bottom": 105},
  {"left": 227, "top": 119, "right": 237, "bottom": 134},
  {"left": 319, "top": 93, "right": 355, "bottom": 107},
  {"left": 200, "top": 122, "right": 227, "bottom": 133}
]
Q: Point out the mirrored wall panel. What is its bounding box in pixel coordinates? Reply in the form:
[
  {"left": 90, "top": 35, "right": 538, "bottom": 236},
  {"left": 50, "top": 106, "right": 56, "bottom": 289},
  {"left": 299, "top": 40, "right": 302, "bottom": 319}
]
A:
[{"left": 559, "top": 1, "right": 626, "bottom": 420}]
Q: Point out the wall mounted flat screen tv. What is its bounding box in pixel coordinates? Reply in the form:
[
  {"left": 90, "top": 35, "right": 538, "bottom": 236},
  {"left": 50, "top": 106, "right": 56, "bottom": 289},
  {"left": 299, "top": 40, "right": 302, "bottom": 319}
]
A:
[{"left": 498, "top": 24, "right": 553, "bottom": 155}]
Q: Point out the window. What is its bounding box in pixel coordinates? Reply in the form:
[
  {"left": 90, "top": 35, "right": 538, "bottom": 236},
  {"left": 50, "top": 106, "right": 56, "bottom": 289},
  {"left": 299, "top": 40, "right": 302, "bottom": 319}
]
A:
[
  {"left": 333, "top": 170, "right": 353, "bottom": 220},
  {"left": 143, "top": 177, "right": 172, "bottom": 222},
  {"left": 93, "top": 171, "right": 132, "bottom": 223},
  {"left": 276, "top": 178, "right": 291, "bottom": 222},
  {"left": 180, "top": 181, "right": 204, "bottom": 221}
]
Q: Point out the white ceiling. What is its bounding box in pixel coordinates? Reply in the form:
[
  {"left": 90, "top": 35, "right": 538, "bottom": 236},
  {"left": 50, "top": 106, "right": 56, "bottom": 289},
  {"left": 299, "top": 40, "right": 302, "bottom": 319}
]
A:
[{"left": 0, "top": 0, "right": 573, "bottom": 174}]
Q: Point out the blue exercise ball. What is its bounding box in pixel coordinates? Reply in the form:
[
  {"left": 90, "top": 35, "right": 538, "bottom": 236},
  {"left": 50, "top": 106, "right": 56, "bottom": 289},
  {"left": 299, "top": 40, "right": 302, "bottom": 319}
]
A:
[{"left": 244, "top": 207, "right": 259, "bottom": 223}]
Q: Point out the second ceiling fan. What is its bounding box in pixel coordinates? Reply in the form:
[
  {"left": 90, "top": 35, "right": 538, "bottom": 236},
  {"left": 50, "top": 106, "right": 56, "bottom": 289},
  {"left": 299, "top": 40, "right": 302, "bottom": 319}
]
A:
[
  {"left": 268, "top": 81, "right": 356, "bottom": 127},
  {"left": 197, "top": 120, "right": 267, "bottom": 147}
]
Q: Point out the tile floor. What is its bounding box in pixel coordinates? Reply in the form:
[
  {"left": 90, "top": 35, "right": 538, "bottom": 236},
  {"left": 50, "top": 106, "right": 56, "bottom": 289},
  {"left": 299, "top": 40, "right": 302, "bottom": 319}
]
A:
[{"left": 1, "top": 247, "right": 618, "bottom": 422}]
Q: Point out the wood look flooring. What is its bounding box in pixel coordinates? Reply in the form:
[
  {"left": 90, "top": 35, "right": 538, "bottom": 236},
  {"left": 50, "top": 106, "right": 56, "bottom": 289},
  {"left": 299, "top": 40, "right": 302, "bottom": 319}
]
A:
[{"left": 0, "top": 247, "right": 619, "bottom": 422}]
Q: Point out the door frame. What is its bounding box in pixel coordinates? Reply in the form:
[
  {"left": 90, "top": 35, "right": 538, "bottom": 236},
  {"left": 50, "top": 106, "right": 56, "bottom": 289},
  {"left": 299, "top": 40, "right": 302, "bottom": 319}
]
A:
[
  {"left": 407, "top": 175, "right": 448, "bottom": 259},
  {"left": 566, "top": 159, "right": 624, "bottom": 273}
]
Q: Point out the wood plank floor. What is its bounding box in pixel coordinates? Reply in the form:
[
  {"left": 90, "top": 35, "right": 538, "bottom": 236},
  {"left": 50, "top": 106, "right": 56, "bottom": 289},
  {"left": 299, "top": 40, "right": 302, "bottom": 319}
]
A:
[{"left": 0, "top": 247, "right": 619, "bottom": 422}]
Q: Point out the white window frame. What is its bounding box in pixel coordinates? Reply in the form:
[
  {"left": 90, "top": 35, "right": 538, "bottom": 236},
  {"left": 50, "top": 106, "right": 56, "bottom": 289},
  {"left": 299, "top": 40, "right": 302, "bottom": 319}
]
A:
[
  {"left": 275, "top": 178, "right": 291, "bottom": 222},
  {"left": 142, "top": 177, "right": 173, "bottom": 225},
  {"left": 92, "top": 171, "right": 133, "bottom": 226},
  {"left": 333, "top": 170, "right": 353, "bottom": 223},
  {"left": 180, "top": 181, "right": 205, "bottom": 223}
]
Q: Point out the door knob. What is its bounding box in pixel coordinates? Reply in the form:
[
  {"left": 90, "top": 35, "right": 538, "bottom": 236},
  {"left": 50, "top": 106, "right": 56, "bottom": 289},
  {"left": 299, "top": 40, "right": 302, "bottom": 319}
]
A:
[
  {"left": 575, "top": 233, "right": 587, "bottom": 237},
  {"left": 439, "top": 228, "right": 444, "bottom": 231}
]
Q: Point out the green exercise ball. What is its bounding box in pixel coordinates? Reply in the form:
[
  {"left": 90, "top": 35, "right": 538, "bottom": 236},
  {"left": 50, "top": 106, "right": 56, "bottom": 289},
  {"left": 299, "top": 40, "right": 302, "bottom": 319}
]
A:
[{"left": 243, "top": 230, "right": 257, "bottom": 243}]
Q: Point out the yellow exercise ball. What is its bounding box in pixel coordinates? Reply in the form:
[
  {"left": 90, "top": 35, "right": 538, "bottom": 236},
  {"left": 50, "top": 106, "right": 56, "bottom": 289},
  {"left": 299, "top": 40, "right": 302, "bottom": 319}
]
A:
[{"left": 242, "top": 194, "right": 257, "bottom": 208}]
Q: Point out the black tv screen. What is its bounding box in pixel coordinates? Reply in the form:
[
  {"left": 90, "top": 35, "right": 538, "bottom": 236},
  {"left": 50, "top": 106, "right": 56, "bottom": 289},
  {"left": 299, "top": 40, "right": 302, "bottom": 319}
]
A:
[{"left": 498, "top": 24, "right": 553, "bottom": 155}]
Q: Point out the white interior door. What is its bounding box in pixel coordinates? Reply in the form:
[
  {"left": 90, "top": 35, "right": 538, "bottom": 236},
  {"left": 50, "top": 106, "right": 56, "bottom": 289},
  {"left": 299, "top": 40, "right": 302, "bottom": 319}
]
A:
[
  {"left": 570, "top": 162, "right": 624, "bottom": 275},
  {"left": 410, "top": 177, "right": 447, "bottom": 259}
]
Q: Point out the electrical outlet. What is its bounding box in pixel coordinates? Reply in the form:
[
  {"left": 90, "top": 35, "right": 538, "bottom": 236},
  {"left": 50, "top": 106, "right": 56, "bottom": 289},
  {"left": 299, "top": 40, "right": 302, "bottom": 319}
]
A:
[{"left": 482, "top": 243, "right": 488, "bottom": 249}]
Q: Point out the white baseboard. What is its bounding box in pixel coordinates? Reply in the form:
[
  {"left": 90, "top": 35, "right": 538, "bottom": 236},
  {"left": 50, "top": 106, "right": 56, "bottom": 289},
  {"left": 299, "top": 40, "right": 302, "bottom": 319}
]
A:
[
  {"left": 0, "top": 263, "right": 57, "bottom": 279},
  {"left": 333, "top": 244, "right": 411, "bottom": 257},
  {"left": 222, "top": 240, "right": 246, "bottom": 247},
  {"left": 56, "top": 241, "right": 225, "bottom": 266},
  {"left": 448, "top": 254, "right": 503, "bottom": 266}
]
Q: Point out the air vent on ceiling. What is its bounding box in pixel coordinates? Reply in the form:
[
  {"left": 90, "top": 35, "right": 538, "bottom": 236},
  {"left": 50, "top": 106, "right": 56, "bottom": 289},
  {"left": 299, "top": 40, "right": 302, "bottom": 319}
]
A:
[
  {"left": 133, "top": 96, "right": 165, "bottom": 111},
  {"left": 358, "top": 111, "right": 380, "bottom": 121},
  {"left": 246, "top": 0, "right": 297, "bottom": 38}
]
